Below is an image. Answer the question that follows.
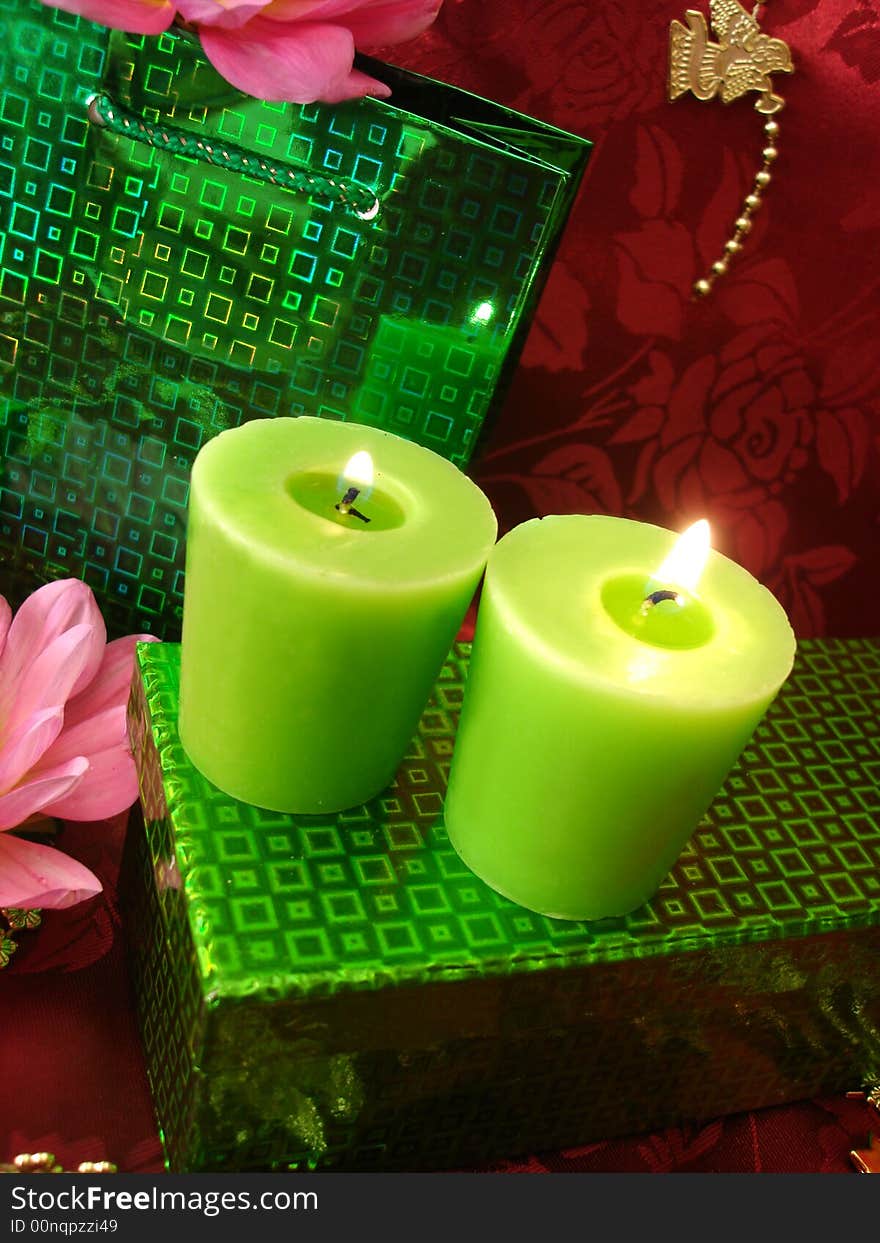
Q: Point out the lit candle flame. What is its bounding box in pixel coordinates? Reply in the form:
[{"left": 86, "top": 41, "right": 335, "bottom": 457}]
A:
[
  {"left": 335, "top": 449, "right": 375, "bottom": 523},
  {"left": 652, "top": 519, "right": 711, "bottom": 595},
  {"left": 342, "top": 450, "right": 374, "bottom": 494}
]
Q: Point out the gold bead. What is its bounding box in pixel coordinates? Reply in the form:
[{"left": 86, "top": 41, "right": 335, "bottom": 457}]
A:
[
  {"left": 764, "top": 120, "right": 780, "bottom": 137},
  {"left": 762, "top": 146, "right": 779, "bottom": 162},
  {"left": 693, "top": 278, "right": 712, "bottom": 297},
  {"left": 711, "top": 259, "right": 728, "bottom": 276},
  {"left": 755, "top": 170, "right": 772, "bottom": 187},
  {"left": 15, "top": 1153, "right": 56, "bottom": 1172},
  {"left": 745, "top": 194, "right": 762, "bottom": 211},
  {"left": 724, "top": 239, "right": 741, "bottom": 255},
  {"left": 735, "top": 216, "right": 751, "bottom": 233}
]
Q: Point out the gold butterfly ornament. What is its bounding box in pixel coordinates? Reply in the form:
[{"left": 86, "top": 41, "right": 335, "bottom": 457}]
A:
[{"left": 668, "top": 1, "right": 794, "bottom": 296}]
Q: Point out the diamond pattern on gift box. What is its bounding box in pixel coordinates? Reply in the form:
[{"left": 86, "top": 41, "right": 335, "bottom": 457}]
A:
[
  {"left": 130, "top": 638, "right": 880, "bottom": 1006},
  {"left": 0, "top": 2, "right": 588, "bottom": 642}
]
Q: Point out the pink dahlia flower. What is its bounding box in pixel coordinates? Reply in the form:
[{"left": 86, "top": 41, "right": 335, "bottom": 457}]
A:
[
  {"left": 0, "top": 579, "right": 153, "bottom": 911},
  {"left": 41, "top": 1, "right": 443, "bottom": 102}
]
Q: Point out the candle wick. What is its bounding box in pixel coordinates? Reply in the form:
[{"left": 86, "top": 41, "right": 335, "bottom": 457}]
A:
[
  {"left": 336, "top": 485, "right": 359, "bottom": 513},
  {"left": 641, "top": 588, "right": 682, "bottom": 613},
  {"left": 335, "top": 486, "right": 371, "bottom": 524}
]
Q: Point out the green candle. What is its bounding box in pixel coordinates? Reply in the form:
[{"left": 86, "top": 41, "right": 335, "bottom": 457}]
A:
[
  {"left": 444, "top": 515, "right": 796, "bottom": 921},
  {"left": 179, "top": 417, "right": 496, "bottom": 813}
]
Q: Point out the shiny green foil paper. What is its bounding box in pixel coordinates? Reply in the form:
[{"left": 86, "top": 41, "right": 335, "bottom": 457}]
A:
[
  {"left": 123, "top": 639, "right": 880, "bottom": 1172},
  {"left": 0, "top": 1, "right": 590, "bottom": 641}
]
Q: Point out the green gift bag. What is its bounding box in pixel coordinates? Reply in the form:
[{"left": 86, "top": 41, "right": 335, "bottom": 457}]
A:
[{"left": 0, "top": 1, "right": 591, "bottom": 639}]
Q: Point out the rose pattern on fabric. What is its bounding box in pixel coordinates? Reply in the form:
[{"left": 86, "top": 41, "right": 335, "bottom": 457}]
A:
[
  {"left": 421, "top": 0, "right": 880, "bottom": 640},
  {"left": 827, "top": 5, "right": 880, "bottom": 84},
  {"left": 616, "top": 328, "right": 816, "bottom": 558}
]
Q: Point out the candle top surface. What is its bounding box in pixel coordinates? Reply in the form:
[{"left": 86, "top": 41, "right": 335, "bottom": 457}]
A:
[
  {"left": 191, "top": 417, "right": 497, "bottom": 589},
  {"left": 488, "top": 515, "right": 796, "bottom": 708}
]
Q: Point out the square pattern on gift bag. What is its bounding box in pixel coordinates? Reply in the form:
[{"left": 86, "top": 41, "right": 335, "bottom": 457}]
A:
[{"left": 0, "top": 2, "right": 590, "bottom": 639}]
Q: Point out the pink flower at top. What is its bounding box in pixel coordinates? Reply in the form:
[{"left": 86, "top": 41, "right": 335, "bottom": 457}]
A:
[
  {"left": 40, "top": 0, "right": 443, "bottom": 102},
  {"left": 0, "top": 579, "right": 153, "bottom": 911}
]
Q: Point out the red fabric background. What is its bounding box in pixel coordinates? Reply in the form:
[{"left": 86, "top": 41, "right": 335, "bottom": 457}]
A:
[
  {"left": 3, "top": 0, "right": 880, "bottom": 1172},
  {"left": 403, "top": 0, "right": 880, "bottom": 639}
]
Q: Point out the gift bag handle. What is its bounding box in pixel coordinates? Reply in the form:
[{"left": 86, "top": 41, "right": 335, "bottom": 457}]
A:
[{"left": 85, "top": 92, "right": 381, "bottom": 221}]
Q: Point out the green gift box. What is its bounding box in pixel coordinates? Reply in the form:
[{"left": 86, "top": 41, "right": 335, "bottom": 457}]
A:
[
  {"left": 123, "top": 638, "right": 880, "bottom": 1172},
  {"left": 0, "top": 1, "right": 590, "bottom": 641}
]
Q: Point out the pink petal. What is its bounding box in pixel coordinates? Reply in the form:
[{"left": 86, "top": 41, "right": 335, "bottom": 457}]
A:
[
  {"left": 263, "top": 0, "right": 359, "bottom": 13},
  {"left": 264, "top": 0, "right": 440, "bottom": 43},
  {"left": 0, "top": 596, "right": 10, "bottom": 660},
  {"left": 1, "top": 623, "right": 98, "bottom": 741},
  {"left": 0, "top": 832, "right": 101, "bottom": 910},
  {"left": 38, "top": 704, "right": 124, "bottom": 766},
  {"left": 200, "top": 18, "right": 369, "bottom": 102},
  {"left": 0, "top": 579, "right": 105, "bottom": 716},
  {"left": 41, "top": 743, "right": 139, "bottom": 822},
  {"left": 38, "top": 0, "right": 175, "bottom": 35},
  {"left": 320, "top": 66, "right": 392, "bottom": 102},
  {"left": 0, "top": 708, "right": 64, "bottom": 795},
  {"left": 325, "top": 0, "right": 443, "bottom": 46},
  {"left": 36, "top": 636, "right": 155, "bottom": 808},
  {"left": 0, "top": 757, "right": 89, "bottom": 832},
  {"left": 176, "top": 0, "right": 272, "bottom": 28},
  {"left": 62, "top": 634, "right": 155, "bottom": 731}
]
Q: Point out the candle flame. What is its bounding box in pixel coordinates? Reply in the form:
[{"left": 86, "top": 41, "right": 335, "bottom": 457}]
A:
[
  {"left": 341, "top": 450, "right": 374, "bottom": 495},
  {"left": 653, "top": 519, "right": 711, "bottom": 594}
]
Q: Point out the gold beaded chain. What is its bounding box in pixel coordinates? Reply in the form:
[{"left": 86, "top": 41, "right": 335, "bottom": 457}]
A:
[
  {"left": 667, "top": 0, "right": 794, "bottom": 298},
  {"left": 0, "top": 1153, "right": 117, "bottom": 1174}
]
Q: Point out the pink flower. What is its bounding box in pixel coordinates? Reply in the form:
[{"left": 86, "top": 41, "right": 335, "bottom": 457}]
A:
[
  {"left": 41, "top": 1, "right": 443, "bottom": 102},
  {"left": 0, "top": 580, "right": 153, "bottom": 911}
]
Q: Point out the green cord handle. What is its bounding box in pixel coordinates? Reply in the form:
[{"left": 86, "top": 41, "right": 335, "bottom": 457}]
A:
[{"left": 85, "top": 92, "right": 381, "bottom": 221}]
